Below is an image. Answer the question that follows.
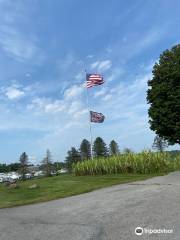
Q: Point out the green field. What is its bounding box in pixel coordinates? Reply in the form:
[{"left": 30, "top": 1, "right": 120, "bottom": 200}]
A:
[
  {"left": 0, "top": 173, "right": 164, "bottom": 208},
  {"left": 73, "top": 152, "right": 180, "bottom": 175}
]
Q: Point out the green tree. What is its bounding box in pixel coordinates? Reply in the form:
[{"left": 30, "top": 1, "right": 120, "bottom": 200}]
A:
[
  {"left": 0, "top": 163, "right": 21, "bottom": 173},
  {"left": 0, "top": 164, "right": 8, "bottom": 173},
  {"left": 123, "top": 148, "right": 133, "bottom": 154},
  {"left": 42, "top": 149, "right": 53, "bottom": 177},
  {"left": 93, "top": 137, "right": 108, "bottom": 157},
  {"left": 19, "top": 152, "right": 29, "bottom": 180},
  {"left": 152, "top": 135, "right": 168, "bottom": 152},
  {"left": 80, "top": 139, "right": 91, "bottom": 160},
  {"left": 53, "top": 162, "right": 66, "bottom": 171},
  {"left": 147, "top": 44, "right": 180, "bottom": 144},
  {"left": 9, "top": 163, "right": 21, "bottom": 172},
  {"left": 65, "top": 147, "right": 81, "bottom": 171},
  {"left": 109, "top": 140, "right": 120, "bottom": 155}
]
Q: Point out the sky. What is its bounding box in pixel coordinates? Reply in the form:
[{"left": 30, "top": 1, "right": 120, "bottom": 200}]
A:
[{"left": 0, "top": 0, "right": 180, "bottom": 164}]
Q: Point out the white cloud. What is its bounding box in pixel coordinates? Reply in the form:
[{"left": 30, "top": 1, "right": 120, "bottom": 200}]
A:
[
  {"left": 2, "top": 82, "right": 39, "bottom": 101},
  {"left": 27, "top": 83, "right": 85, "bottom": 115},
  {"left": 107, "top": 68, "right": 124, "bottom": 82},
  {"left": 57, "top": 53, "right": 74, "bottom": 71},
  {"left": 0, "top": 25, "right": 44, "bottom": 63},
  {"left": 143, "top": 59, "right": 158, "bottom": 72},
  {"left": 94, "top": 88, "right": 107, "bottom": 97},
  {"left": 102, "top": 94, "right": 113, "bottom": 101},
  {"left": 25, "top": 73, "right": 31, "bottom": 77},
  {"left": 134, "top": 28, "right": 167, "bottom": 58},
  {"left": 94, "top": 68, "right": 152, "bottom": 130},
  {"left": 98, "top": 60, "right": 112, "bottom": 71},
  {"left": 64, "top": 84, "right": 84, "bottom": 99},
  {"left": 73, "top": 108, "right": 88, "bottom": 120},
  {"left": 86, "top": 54, "right": 93, "bottom": 59},
  {"left": 28, "top": 155, "right": 37, "bottom": 162},
  {"left": 26, "top": 83, "right": 86, "bottom": 116},
  {"left": 44, "top": 101, "right": 65, "bottom": 113},
  {"left": 0, "top": 1, "right": 40, "bottom": 62},
  {"left": 63, "top": 121, "right": 82, "bottom": 130},
  {"left": 28, "top": 98, "right": 65, "bottom": 114},
  {"left": 91, "top": 59, "right": 112, "bottom": 72},
  {"left": 5, "top": 86, "right": 25, "bottom": 100},
  {"left": 91, "top": 61, "right": 100, "bottom": 69},
  {"left": 68, "top": 101, "right": 83, "bottom": 114},
  {"left": 75, "top": 72, "right": 84, "bottom": 81}
]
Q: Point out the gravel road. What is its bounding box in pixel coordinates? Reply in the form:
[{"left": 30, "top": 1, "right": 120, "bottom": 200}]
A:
[{"left": 0, "top": 172, "right": 180, "bottom": 240}]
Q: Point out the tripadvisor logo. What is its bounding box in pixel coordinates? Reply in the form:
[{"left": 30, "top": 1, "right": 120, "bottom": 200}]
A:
[
  {"left": 135, "top": 227, "right": 143, "bottom": 236},
  {"left": 135, "top": 226, "right": 173, "bottom": 236}
]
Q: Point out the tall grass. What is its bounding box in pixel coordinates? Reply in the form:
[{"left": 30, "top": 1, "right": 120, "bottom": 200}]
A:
[{"left": 73, "top": 151, "right": 180, "bottom": 176}]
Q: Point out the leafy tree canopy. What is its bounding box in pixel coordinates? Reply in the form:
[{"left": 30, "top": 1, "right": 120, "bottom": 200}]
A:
[
  {"left": 0, "top": 163, "right": 21, "bottom": 173},
  {"left": 80, "top": 139, "right": 91, "bottom": 160},
  {"left": 109, "top": 140, "right": 120, "bottom": 155},
  {"left": 41, "top": 149, "right": 53, "bottom": 177},
  {"left": 65, "top": 147, "right": 81, "bottom": 171},
  {"left": 93, "top": 137, "right": 108, "bottom": 157},
  {"left": 152, "top": 135, "right": 168, "bottom": 152},
  {"left": 19, "top": 152, "right": 29, "bottom": 180},
  {"left": 123, "top": 148, "right": 133, "bottom": 154},
  {"left": 147, "top": 44, "right": 180, "bottom": 144}
]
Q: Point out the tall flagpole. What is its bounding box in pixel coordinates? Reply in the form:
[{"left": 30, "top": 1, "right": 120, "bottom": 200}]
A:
[{"left": 85, "top": 70, "right": 93, "bottom": 159}]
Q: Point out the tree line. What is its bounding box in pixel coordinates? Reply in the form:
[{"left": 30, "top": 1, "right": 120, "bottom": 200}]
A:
[
  {"left": 65, "top": 137, "right": 120, "bottom": 171},
  {"left": 0, "top": 138, "right": 120, "bottom": 175},
  {"left": 0, "top": 163, "right": 21, "bottom": 173},
  {"left": 0, "top": 135, "right": 173, "bottom": 177},
  {"left": 0, "top": 151, "right": 65, "bottom": 179}
]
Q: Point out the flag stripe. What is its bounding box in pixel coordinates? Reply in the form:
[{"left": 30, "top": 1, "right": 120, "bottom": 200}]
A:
[{"left": 86, "top": 73, "right": 104, "bottom": 88}]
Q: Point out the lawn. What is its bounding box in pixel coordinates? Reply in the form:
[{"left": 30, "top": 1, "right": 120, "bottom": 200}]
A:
[{"left": 0, "top": 173, "right": 164, "bottom": 208}]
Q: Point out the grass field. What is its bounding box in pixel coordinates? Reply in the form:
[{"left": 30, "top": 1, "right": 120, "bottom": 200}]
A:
[{"left": 0, "top": 173, "right": 164, "bottom": 208}]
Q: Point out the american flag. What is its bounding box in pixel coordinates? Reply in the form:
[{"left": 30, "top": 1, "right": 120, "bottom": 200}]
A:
[
  {"left": 90, "top": 111, "right": 105, "bottom": 123},
  {"left": 86, "top": 73, "right": 104, "bottom": 88}
]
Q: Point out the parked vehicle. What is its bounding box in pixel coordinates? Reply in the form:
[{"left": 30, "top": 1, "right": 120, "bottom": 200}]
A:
[
  {"left": 8, "top": 174, "right": 20, "bottom": 181},
  {"left": 25, "top": 173, "right": 32, "bottom": 179},
  {"left": 57, "top": 169, "right": 68, "bottom": 174},
  {"left": 0, "top": 177, "right": 4, "bottom": 183},
  {"left": 34, "top": 171, "right": 44, "bottom": 177}
]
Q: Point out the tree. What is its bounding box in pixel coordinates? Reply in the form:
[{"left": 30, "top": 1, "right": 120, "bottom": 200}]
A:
[
  {"left": 147, "top": 44, "right": 180, "bottom": 144},
  {"left": 53, "top": 162, "right": 66, "bottom": 171},
  {"left": 65, "top": 147, "right": 81, "bottom": 171},
  {"left": 0, "top": 164, "right": 8, "bottom": 173},
  {"left": 123, "top": 148, "right": 133, "bottom": 154},
  {"left": 80, "top": 139, "right": 91, "bottom": 160},
  {"left": 152, "top": 135, "right": 168, "bottom": 152},
  {"left": 109, "top": 140, "right": 120, "bottom": 155},
  {"left": 93, "top": 137, "right": 108, "bottom": 157},
  {"left": 42, "top": 149, "right": 53, "bottom": 177},
  {"left": 0, "top": 163, "right": 21, "bottom": 173},
  {"left": 19, "top": 152, "right": 28, "bottom": 180},
  {"left": 8, "top": 163, "right": 21, "bottom": 172}
]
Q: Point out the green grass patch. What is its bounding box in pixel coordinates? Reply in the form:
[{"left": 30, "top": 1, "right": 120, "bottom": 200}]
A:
[{"left": 0, "top": 173, "right": 164, "bottom": 208}]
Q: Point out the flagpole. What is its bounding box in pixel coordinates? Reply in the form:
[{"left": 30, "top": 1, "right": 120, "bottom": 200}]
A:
[{"left": 85, "top": 70, "right": 93, "bottom": 159}]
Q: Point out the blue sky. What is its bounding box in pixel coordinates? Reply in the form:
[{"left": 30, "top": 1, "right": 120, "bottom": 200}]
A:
[{"left": 0, "top": 0, "right": 180, "bottom": 163}]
